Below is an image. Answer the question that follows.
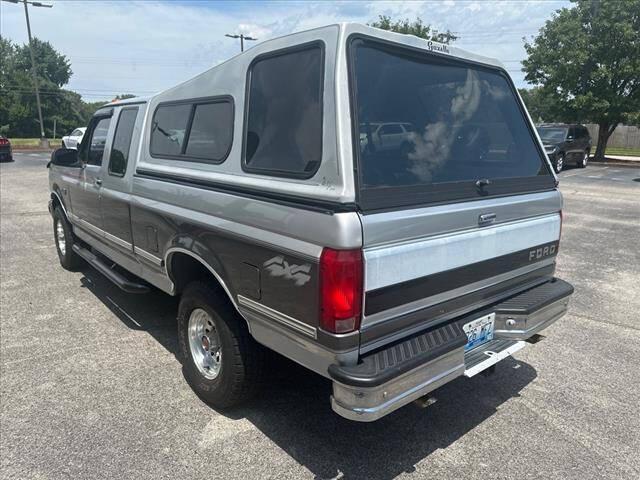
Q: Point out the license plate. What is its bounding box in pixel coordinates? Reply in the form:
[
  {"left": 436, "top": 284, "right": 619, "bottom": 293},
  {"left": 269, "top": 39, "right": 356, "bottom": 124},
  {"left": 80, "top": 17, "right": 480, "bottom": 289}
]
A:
[{"left": 463, "top": 313, "right": 495, "bottom": 351}]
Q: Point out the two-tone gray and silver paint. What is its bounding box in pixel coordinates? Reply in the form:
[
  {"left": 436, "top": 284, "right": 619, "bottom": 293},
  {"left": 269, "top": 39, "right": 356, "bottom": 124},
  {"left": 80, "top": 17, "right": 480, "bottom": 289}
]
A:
[{"left": 49, "top": 23, "right": 564, "bottom": 384}]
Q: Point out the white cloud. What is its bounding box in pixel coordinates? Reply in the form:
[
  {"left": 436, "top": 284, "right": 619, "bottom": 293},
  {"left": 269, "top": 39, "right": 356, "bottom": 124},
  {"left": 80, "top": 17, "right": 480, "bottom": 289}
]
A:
[{"left": 0, "top": 0, "right": 570, "bottom": 100}]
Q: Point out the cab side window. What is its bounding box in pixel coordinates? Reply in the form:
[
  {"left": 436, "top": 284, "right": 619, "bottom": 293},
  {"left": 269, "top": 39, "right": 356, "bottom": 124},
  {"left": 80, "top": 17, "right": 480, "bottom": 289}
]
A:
[
  {"left": 85, "top": 117, "right": 112, "bottom": 166},
  {"left": 109, "top": 107, "right": 139, "bottom": 176}
]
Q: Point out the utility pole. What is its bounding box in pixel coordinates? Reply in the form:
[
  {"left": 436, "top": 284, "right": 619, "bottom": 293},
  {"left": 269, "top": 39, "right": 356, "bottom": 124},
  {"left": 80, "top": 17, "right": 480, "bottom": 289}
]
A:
[
  {"left": 225, "top": 33, "right": 257, "bottom": 52},
  {"left": 23, "top": 0, "right": 51, "bottom": 146},
  {"left": 2, "top": 0, "right": 53, "bottom": 146}
]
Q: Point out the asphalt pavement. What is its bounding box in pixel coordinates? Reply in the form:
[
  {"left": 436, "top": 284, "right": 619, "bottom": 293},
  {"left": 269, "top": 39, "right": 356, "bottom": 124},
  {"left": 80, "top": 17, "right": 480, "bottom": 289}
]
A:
[{"left": 1, "top": 153, "right": 639, "bottom": 479}]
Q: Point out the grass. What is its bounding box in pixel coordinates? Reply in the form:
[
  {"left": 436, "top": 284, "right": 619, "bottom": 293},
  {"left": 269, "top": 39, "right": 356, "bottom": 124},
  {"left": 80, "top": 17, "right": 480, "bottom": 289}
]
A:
[
  {"left": 605, "top": 147, "right": 640, "bottom": 157},
  {"left": 9, "top": 138, "right": 62, "bottom": 148}
]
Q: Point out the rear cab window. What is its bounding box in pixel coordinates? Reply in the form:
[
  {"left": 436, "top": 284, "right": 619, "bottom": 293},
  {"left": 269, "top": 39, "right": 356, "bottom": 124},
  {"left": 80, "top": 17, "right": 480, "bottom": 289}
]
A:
[
  {"left": 109, "top": 107, "right": 139, "bottom": 176},
  {"left": 349, "top": 37, "right": 554, "bottom": 211}
]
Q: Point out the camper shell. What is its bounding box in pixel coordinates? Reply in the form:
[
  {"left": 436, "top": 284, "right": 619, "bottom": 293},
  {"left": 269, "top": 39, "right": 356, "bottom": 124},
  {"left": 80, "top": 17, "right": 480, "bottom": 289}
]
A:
[{"left": 48, "top": 23, "right": 573, "bottom": 421}]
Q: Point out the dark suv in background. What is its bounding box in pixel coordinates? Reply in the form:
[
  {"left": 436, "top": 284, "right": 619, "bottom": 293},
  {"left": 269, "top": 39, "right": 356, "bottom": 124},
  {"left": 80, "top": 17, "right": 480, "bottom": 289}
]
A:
[{"left": 536, "top": 124, "right": 591, "bottom": 173}]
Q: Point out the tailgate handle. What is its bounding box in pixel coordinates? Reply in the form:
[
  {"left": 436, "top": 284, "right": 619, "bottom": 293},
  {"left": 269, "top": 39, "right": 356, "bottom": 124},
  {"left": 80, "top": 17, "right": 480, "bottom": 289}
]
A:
[{"left": 478, "top": 213, "right": 496, "bottom": 226}]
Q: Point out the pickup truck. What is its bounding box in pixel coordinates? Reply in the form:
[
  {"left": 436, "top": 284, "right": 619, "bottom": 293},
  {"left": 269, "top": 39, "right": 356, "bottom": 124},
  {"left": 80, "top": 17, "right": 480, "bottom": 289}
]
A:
[{"left": 48, "top": 23, "right": 573, "bottom": 421}]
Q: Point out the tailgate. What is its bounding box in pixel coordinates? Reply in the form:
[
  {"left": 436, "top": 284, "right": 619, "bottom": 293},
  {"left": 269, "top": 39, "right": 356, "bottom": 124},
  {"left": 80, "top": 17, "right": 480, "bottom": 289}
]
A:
[{"left": 358, "top": 190, "right": 562, "bottom": 352}]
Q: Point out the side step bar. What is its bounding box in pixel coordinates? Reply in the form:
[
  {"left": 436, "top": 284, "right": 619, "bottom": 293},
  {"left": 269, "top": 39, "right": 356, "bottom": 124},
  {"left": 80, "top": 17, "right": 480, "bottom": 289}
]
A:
[{"left": 72, "top": 244, "right": 149, "bottom": 294}]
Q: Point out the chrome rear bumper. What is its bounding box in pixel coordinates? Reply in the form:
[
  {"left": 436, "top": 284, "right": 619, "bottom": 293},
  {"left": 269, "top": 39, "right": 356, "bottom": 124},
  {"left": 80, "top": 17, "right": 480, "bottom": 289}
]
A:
[{"left": 329, "top": 278, "right": 573, "bottom": 422}]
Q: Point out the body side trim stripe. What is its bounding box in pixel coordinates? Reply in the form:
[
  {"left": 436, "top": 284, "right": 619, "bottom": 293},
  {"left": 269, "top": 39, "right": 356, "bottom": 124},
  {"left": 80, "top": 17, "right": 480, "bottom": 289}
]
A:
[
  {"left": 103, "top": 230, "right": 133, "bottom": 251},
  {"left": 237, "top": 295, "right": 318, "bottom": 339},
  {"left": 68, "top": 213, "right": 133, "bottom": 251},
  {"left": 134, "top": 246, "right": 163, "bottom": 266}
]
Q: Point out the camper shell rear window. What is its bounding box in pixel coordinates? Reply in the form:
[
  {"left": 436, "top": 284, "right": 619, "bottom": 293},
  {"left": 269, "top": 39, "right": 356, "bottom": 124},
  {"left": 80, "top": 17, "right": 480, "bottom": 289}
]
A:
[{"left": 348, "top": 37, "right": 555, "bottom": 211}]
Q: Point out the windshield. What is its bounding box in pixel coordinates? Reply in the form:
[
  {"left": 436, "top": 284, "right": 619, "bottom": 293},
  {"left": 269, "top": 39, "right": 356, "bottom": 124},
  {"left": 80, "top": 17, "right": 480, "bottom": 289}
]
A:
[
  {"left": 350, "top": 39, "right": 553, "bottom": 209},
  {"left": 537, "top": 127, "right": 568, "bottom": 143}
]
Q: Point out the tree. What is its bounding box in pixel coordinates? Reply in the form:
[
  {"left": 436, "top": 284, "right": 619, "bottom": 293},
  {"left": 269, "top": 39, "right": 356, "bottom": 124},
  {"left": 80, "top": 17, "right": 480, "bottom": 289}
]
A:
[
  {"left": 14, "top": 38, "right": 72, "bottom": 88},
  {"left": 522, "top": 0, "right": 640, "bottom": 161},
  {"left": 0, "top": 36, "right": 95, "bottom": 137},
  {"left": 518, "top": 87, "right": 561, "bottom": 123},
  {"left": 369, "top": 15, "right": 458, "bottom": 44}
]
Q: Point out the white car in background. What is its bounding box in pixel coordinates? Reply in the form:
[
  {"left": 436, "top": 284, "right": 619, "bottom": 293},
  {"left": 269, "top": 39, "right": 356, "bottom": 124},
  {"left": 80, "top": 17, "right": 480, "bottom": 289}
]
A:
[{"left": 62, "top": 127, "right": 86, "bottom": 149}]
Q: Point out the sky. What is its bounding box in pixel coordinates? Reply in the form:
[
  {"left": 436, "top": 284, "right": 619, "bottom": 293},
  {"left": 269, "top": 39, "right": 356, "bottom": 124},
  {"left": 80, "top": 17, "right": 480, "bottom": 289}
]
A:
[{"left": 1, "top": 0, "right": 570, "bottom": 102}]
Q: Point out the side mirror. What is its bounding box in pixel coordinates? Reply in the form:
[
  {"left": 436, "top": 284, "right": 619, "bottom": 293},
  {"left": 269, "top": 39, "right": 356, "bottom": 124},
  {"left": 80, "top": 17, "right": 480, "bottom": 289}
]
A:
[{"left": 49, "top": 147, "right": 81, "bottom": 168}]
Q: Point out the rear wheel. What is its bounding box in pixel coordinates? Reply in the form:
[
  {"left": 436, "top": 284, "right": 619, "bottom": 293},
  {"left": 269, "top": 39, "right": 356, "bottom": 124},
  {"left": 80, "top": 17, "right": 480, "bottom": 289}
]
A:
[
  {"left": 578, "top": 150, "right": 589, "bottom": 168},
  {"left": 53, "top": 206, "right": 82, "bottom": 270},
  {"left": 177, "top": 281, "right": 265, "bottom": 408},
  {"left": 554, "top": 153, "right": 564, "bottom": 173}
]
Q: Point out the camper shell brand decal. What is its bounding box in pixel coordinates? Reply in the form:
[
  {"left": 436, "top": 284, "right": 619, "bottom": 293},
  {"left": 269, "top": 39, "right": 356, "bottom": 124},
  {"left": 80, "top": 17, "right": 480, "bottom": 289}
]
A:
[
  {"left": 426, "top": 41, "right": 450, "bottom": 54},
  {"left": 264, "top": 256, "right": 312, "bottom": 286}
]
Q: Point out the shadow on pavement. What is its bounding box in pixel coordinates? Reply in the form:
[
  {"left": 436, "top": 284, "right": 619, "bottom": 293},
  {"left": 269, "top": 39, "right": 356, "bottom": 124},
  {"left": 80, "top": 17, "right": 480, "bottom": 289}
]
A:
[
  {"left": 79, "top": 267, "right": 180, "bottom": 356},
  {"left": 78, "top": 266, "right": 537, "bottom": 480}
]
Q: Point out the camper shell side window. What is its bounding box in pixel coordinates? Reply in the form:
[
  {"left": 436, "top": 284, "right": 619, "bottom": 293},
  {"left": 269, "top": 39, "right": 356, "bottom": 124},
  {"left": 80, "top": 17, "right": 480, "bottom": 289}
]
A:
[
  {"left": 242, "top": 42, "right": 325, "bottom": 179},
  {"left": 150, "top": 96, "right": 234, "bottom": 164}
]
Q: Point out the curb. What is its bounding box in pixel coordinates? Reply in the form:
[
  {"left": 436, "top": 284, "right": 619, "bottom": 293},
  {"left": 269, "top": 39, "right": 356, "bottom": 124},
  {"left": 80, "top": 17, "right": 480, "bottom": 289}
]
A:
[
  {"left": 590, "top": 160, "right": 640, "bottom": 168},
  {"left": 13, "top": 148, "right": 54, "bottom": 153}
]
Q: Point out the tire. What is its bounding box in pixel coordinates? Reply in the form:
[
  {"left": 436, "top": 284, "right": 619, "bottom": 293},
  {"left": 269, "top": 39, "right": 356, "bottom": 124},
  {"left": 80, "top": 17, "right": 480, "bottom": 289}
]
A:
[
  {"left": 554, "top": 153, "right": 564, "bottom": 173},
  {"left": 53, "top": 205, "right": 82, "bottom": 270},
  {"left": 578, "top": 150, "right": 589, "bottom": 168},
  {"left": 177, "top": 281, "right": 265, "bottom": 408}
]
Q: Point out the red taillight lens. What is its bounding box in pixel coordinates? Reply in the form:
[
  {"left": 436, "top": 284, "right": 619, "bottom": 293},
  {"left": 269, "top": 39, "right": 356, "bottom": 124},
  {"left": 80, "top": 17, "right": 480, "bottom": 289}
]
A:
[
  {"left": 0, "top": 139, "right": 8, "bottom": 145},
  {"left": 319, "top": 248, "right": 363, "bottom": 334}
]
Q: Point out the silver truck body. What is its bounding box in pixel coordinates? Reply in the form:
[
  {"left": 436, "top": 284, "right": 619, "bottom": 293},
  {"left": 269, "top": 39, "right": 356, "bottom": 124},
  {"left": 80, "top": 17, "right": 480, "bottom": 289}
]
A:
[{"left": 49, "top": 23, "right": 572, "bottom": 421}]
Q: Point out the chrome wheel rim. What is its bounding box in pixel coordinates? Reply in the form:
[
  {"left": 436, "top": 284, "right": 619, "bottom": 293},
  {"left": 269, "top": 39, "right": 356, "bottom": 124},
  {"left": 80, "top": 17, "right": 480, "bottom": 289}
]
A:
[
  {"left": 556, "top": 155, "right": 563, "bottom": 172},
  {"left": 55, "top": 220, "right": 66, "bottom": 256},
  {"left": 583, "top": 153, "right": 588, "bottom": 167},
  {"left": 188, "top": 308, "right": 222, "bottom": 379}
]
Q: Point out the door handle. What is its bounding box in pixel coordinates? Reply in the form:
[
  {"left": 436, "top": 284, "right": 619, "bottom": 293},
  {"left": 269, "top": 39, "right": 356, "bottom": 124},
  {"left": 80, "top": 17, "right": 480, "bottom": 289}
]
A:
[{"left": 94, "top": 178, "right": 102, "bottom": 186}]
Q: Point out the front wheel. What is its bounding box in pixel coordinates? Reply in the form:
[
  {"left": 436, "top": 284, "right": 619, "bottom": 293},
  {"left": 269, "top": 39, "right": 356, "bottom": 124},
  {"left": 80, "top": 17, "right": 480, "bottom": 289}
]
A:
[
  {"left": 53, "top": 206, "right": 82, "bottom": 270},
  {"left": 177, "top": 281, "right": 265, "bottom": 408}
]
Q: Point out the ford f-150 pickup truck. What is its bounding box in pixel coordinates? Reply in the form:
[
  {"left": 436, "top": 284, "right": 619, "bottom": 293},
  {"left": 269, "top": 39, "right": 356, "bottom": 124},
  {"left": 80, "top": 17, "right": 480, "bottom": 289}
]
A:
[{"left": 48, "top": 23, "right": 573, "bottom": 421}]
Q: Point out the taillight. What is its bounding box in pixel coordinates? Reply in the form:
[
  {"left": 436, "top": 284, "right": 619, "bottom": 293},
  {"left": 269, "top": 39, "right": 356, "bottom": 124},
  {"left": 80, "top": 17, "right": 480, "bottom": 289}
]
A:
[
  {"left": 319, "top": 248, "right": 363, "bottom": 334},
  {"left": 0, "top": 138, "right": 7, "bottom": 145}
]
